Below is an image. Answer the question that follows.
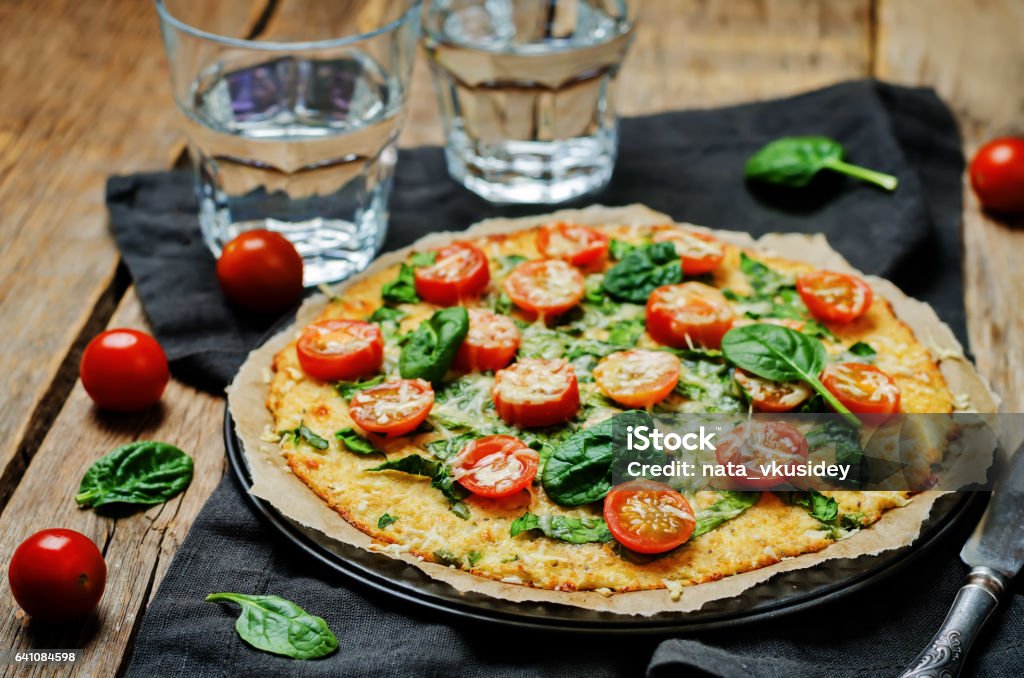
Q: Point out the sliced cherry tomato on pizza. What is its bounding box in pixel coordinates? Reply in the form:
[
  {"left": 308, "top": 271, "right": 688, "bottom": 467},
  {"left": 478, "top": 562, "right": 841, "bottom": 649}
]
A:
[
  {"left": 714, "top": 421, "right": 809, "bottom": 490},
  {"left": 413, "top": 242, "right": 490, "bottom": 306},
  {"left": 796, "top": 270, "right": 873, "bottom": 324},
  {"left": 653, "top": 229, "right": 726, "bottom": 276},
  {"left": 734, "top": 368, "right": 812, "bottom": 413},
  {"left": 453, "top": 309, "right": 520, "bottom": 373},
  {"left": 451, "top": 435, "right": 540, "bottom": 498},
  {"left": 348, "top": 378, "right": 435, "bottom": 437},
  {"left": 603, "top": 480, "right": 695, "bottom": 554},
  {"left": 821, "top": 362, "right": 901, "bottom": 416},
  {"left": 492, "top": 358, "right": 580, "bottom": 428},
  {"left": 593, "top": 350, "right": 680, "bottom": 409},
  {"left": 536, "top": 222, "right": 610, "bottom": 270},
  {"left": 646, "top": 282, "right": 735, "bottom": 349},
  {"left": 503, "top": 259, "right": 585, "bottom": 319},
  {"left": 296, "top": 319, "right": 384, "bottom": 382}
]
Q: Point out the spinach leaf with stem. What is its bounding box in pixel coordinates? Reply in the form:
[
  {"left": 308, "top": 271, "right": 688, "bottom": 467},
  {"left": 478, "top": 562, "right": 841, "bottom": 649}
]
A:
[
  {"left": 745, "top": 136, "right": 898, "bottom": 191},
  {"left": 399, "top": 307, "right": 469, "bottom": 383},
  {"left": 205, "top": 593, "right": 338, "bottom": 660},
  {"left": 721, "top": 324, "right": 860, "bottom": 426},
  {"left": 75, "top": 441, "right": 193, "bottom": 509}
]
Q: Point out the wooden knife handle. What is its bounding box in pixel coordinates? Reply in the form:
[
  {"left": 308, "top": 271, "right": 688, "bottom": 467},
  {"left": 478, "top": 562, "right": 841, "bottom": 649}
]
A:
[{"left": 899, "top": 567, "right": 1007, "bottom": 678}]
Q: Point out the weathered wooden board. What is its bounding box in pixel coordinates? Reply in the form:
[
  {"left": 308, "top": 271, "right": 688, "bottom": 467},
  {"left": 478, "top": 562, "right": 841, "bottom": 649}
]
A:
[{"left": 877, "top": 0, "right": 1024, "bottom": 410}]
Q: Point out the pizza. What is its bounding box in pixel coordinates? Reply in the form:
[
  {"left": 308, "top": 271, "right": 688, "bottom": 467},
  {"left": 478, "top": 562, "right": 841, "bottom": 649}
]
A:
[{"left": 253, "top": 206, "right": 977, "bottom": 598}]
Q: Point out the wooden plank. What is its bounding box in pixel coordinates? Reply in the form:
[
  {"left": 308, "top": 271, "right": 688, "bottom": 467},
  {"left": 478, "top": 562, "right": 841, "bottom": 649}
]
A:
[
  {"left": 876, "top": 0, "right": 1024, "bottom": 410},
  {"left": 0, "top": 0, "right": 266, "bottom": 513},
  {"left": 0, "top": 291, "right": 225, "bottom": 678}
]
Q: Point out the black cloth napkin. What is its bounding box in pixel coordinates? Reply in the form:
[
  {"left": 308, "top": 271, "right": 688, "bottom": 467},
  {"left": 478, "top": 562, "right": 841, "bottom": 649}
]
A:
[{"left": 111, "top": 80, "right": 1021, "bottom": 676}]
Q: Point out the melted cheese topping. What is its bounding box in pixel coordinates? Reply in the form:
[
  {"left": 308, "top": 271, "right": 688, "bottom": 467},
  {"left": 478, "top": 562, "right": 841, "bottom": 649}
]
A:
[
  {"left": 493, "top": 358, "right": 573, "bottom": 405},
  {"left": 466, "top": 309, "right": 519, "bottom": 347},
  {"left": 350, "top": 381, "right": 431, "bottom": 425},
  {"left": 594, "top": 350, "right": 678, "bottom": 392},
  {"left": 422, "top": 247, "right": 477, "bottom": 281}
]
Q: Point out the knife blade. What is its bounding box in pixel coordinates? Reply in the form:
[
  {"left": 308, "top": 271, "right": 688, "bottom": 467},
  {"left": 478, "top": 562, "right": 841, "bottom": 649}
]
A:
[
  {"left": 900, "top": 440, "right": 1024, "bottom": 678},
  {"left": 960, "top": 439, "right": 1024, "bottom": 577}
]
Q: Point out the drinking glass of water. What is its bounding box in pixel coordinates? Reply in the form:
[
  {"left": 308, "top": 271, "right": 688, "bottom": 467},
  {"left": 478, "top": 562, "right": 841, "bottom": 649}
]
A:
[
  {"left": 424, "top": 0, "right": 636, "bottom": 204},
  {"left": 155, "top": 1, "right": 421, "bottom": 285}
]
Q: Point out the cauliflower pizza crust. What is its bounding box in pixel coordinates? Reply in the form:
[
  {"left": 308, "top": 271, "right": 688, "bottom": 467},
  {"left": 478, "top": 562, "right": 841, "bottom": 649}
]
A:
[{"left": 228, "top": 204, "right": 998, "bottom": 615}]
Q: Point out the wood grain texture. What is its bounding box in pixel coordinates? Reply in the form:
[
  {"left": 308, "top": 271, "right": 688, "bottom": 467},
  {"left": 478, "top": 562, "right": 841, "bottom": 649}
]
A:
[
  {"left": 877, "top": 0, "right": 1024, "bottom": 410},
  {"left": 0, "top": 291, "right": 225, "bottom": 678},
  {"left": 0, "top": 0, "right": 268, "bottom": 517}
]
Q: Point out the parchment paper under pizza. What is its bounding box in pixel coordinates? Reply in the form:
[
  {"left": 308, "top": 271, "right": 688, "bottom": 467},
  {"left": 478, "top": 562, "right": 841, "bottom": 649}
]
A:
[{"left": 227, "top": 204, "right": 998, "bottom": 616}]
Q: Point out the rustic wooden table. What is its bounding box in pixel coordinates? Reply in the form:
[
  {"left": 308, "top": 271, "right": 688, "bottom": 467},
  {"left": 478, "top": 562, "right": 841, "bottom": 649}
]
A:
[{"left": 1, "top": 0, "right": 1021, "bottom": 675}]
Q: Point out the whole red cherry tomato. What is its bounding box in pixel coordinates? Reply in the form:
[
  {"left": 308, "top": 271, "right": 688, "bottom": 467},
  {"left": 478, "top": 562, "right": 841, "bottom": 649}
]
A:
[
  {"left": 8, "top": 529, "right": 106, "bottom": 623},
  {"left": 80, "top": 329, "right": 169, "bottom": 412},
  {"left": 216, "top": 230, "right": 304, "bottom": 314},
  {"left": 969, "top": 137, "right": 1024, "bottom": 212}
]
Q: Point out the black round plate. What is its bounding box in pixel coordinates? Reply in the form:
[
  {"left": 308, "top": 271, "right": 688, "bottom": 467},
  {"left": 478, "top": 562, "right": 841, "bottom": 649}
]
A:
[{"left": 224, "top": 406, "right": 977, "bottom": 633}]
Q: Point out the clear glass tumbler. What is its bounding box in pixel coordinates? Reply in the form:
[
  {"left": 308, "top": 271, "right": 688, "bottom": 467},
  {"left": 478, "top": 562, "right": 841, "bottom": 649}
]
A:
[
  {"left": 424, "top": 0, "right": 636, "bottom": 204},
  {"left": 155, "top": 1, "right": 421, "bottom": 285}
]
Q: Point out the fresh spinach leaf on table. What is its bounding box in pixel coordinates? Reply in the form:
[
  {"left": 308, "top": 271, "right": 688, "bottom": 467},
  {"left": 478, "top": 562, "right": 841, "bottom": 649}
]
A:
[
  {"left": 75, "top": 441, "right": 193, "bottom": 509},
  {"left": 205, "top": 593, "right": 338, "bottom": 660},
  {"left": 745, "top": 136, "right": 898, "bottom": 191},
  {"left": 510, "top": 512, "right": 613, "bottom": 544},
  {"left": 399, "top": 307, "right": 469, "bottom": 383}
]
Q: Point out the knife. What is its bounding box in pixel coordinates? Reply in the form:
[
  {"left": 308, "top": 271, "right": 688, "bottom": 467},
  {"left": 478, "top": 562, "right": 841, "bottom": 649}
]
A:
[{"left": 900, "top": 441, "right": 1024, "bottom": 677}]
